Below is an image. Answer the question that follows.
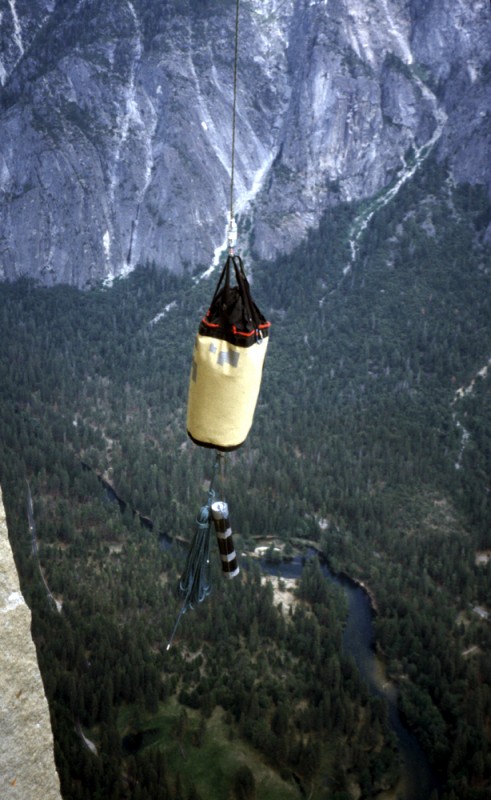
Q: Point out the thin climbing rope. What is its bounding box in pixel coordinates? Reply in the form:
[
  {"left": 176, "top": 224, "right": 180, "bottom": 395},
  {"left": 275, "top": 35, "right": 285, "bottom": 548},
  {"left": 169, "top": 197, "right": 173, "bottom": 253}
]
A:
[
  {"left": 229, "top": 0, "right": 240, "bottom": 225},
  {"left": 167, "top": 4, "right": 239, "bottom": 650}
]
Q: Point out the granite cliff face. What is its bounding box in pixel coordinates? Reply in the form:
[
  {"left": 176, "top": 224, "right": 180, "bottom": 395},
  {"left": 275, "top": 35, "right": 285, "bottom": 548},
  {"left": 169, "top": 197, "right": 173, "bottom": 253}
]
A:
[
  {"left": 0, "top": 0, "right": 489, "bottom": 286},
  {"left": 0, "top": 487, "right": 61, "bottom": 800}
]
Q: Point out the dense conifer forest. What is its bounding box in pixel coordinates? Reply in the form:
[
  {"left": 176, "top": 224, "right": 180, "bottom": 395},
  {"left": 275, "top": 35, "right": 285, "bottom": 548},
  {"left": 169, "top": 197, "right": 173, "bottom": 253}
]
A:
[{"left": 0, "top": 157, "right": 490, "bottom": 799}]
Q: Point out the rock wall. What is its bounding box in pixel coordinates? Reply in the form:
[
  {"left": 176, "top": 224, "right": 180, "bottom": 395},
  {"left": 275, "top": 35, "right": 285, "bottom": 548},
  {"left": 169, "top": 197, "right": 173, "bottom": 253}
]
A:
[
  {"left": 0, "top": 486, "right": 62, "bottom": 800},
  {"left": 0, "top": 0, "right": 490, "bottom": 286}
]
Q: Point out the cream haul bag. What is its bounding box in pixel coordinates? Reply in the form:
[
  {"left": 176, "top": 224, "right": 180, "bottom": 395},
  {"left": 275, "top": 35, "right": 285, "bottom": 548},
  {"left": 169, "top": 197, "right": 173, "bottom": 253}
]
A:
[{"left": 187, "top": 254, "right": 270, "bottom": 451}]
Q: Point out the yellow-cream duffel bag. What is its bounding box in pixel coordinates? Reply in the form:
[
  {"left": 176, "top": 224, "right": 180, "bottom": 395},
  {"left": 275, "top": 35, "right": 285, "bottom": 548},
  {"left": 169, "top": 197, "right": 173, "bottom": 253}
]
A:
[{"left": 187, "top": 254, "right": 270, "bottom": 451}]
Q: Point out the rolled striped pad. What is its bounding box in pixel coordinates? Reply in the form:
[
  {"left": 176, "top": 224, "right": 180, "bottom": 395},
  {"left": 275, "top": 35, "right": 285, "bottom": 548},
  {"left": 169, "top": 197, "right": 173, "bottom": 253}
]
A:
[{"left": 211, "top": 501, "right": 240, "bottom": 579}]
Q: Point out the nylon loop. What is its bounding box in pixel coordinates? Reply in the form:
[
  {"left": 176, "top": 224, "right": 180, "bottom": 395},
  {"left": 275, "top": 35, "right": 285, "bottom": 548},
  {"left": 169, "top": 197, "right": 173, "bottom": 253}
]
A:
[{"left": 167, "top": 452, "right": 223, "bottom": 649}]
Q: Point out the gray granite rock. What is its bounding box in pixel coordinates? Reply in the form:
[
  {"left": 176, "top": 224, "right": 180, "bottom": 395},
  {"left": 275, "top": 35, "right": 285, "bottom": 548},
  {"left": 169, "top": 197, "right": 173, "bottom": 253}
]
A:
[
  {"left": 0, "top": 487, "right": 61, "bottom": 800},
  {"left": 0, "top": 0, "right": 489, "bottom": 285}
]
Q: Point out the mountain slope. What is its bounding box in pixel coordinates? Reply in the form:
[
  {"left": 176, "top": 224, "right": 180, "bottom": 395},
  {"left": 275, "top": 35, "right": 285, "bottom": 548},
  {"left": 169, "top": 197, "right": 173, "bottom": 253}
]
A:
[
  {"left": 0, "top": 0, "right": 490, "bottom": 286},
  {"left": 0, "top": 151, "right": 490, "bottom": 798}
]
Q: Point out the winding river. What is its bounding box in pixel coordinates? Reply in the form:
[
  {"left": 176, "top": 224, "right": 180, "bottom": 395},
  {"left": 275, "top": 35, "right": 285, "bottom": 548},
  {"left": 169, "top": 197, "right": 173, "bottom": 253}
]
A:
[
  {"left": 262, "top": 553, "right": 437, "bottom": 800},
  {"left": 97, "top": 470, "right": 437, "bottom": 797}
]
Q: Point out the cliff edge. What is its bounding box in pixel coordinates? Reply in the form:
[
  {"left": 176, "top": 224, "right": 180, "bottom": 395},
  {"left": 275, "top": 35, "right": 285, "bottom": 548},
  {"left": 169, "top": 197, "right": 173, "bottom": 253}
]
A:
[{"left": 0, "top": 486, "right": 61, "bottom": 800}]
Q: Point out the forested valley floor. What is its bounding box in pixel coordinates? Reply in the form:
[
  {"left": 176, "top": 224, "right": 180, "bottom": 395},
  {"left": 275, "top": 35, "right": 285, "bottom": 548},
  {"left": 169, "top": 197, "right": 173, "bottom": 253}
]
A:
[{"left": 0, "top": 158, "right": 490, "bottom": 800}]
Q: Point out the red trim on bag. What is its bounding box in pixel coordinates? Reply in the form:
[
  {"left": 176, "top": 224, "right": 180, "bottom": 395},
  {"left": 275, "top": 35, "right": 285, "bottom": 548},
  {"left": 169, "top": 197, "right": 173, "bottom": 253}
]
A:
[
  {"left": 200, "top": 317, "right": 271, "bottom": 337},
  {"left": 231, "top": 323, "right": 271, "bottom": 337}
]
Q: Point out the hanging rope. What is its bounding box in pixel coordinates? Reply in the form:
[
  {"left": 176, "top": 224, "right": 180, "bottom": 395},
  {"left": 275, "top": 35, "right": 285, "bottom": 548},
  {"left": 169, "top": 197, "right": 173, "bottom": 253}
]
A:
[
  {"left": 168, "top": 4, "right": 243, "bottom": 650},
  {"left": 228, "top": 0, "right": 240, "bottom": 253}
]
